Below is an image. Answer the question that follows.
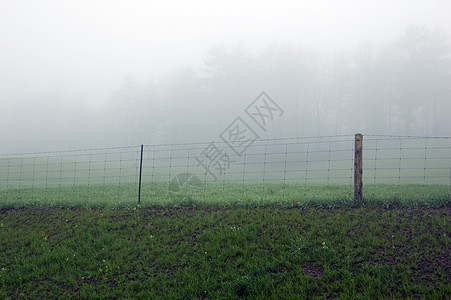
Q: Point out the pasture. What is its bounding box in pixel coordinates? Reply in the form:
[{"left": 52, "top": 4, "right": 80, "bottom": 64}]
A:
[
  {"left": 0, "top": 183, "right": 450, "bottom": 210},
  {"left": 0, "top": 206, "right": 449, "bottom": 299},
  {"left": 0, "top": 136, "right": 450, "bottom": 298}
]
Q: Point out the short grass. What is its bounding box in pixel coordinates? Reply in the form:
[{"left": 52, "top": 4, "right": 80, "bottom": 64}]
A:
[
  {"left": 0, "top": 207, "right": 449, "bottom": 298},
  {"left": 0, "top": 183, "right": 450, "bottom": 209}
]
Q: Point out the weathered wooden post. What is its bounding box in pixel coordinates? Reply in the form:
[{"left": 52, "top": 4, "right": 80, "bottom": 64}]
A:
[{"left": 354, "top": 133, "right": 363, "bottom": 203}]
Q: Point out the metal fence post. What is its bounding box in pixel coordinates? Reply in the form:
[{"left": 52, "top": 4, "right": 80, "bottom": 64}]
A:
[
  {"left": 138, "top": 144, "right": 143, "bottom": 205},
  {"left": 354, "top": 134, "right": 363, "bottom": 203}
]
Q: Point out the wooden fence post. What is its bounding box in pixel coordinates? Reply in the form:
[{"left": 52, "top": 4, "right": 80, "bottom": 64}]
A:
[{"left": 354, "top": 133, "right": 363, "bottom": 203}]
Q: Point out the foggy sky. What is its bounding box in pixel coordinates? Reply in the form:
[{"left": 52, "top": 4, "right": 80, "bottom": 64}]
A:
[{"left": 1, "top": 0, "right": 451, "bottom": 153}]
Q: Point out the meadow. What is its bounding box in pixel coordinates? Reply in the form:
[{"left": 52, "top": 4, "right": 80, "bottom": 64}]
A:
[
  {"left": 1, "top": 135, "right": 450, "bottom": 210},
  {"left": 0, "top": 136, "right": 450, "bottom": 298},
  {"left": 0, "top": 181, "right": 450, "bottom": 299},
  {"left": 0, "top": 183, "right": 449, "bottom": 210},
  {"left": 0, "top": 206, "right": 449, "bottom": 298}
]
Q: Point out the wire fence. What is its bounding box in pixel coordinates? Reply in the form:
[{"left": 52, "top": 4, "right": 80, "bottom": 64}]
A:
[{"left": 0, "top": 134, "right": 450, "bottom": 207}]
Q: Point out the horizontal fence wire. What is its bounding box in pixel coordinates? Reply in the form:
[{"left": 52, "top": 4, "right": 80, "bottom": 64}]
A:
[
  {"left": 0, "top": 135, "right": 450, "bottom": 207},
  {"left": 363, "top": 135, "right": 451, "bottom": 185},
  {"left": 0, "top": 146, "right": 142, "bottom": 207}
]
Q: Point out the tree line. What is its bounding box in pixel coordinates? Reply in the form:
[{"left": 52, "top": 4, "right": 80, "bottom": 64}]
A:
[
  {"left": 102, "top": 25, "right": 450, "bottom": 147},
  {"left": 3, "top": 25, "right": 449, "bottom": 154}
]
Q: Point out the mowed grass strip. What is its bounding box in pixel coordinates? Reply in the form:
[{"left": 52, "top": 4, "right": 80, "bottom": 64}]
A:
[{"left": 0, "top": 207, "right": 449, "bottom": 299}]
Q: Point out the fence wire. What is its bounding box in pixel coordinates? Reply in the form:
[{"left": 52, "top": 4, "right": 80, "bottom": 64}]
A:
[{"left": 0, "top": 135, "right": 450, "bottom": 207}]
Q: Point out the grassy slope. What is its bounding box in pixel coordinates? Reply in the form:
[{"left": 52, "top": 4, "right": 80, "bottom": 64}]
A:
[{"left": 0, "top": 207, "right": 449, "bottom": 299}]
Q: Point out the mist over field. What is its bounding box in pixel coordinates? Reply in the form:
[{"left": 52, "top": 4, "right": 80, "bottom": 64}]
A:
[{"left": 1, "top": 0, "right": 451, "bottom": 154}]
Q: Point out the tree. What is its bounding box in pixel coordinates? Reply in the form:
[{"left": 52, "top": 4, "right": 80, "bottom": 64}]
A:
[{"left": 391, "top": 25, "right": 451, "bottom": 135}]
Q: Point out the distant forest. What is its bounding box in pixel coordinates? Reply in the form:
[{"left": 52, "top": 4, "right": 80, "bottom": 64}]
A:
[
  {"left": 5, "top": 25, "right": 451, "bottom": 152},
  {"left": 106, "top": 25, "right": 451, "bottom": 145}
]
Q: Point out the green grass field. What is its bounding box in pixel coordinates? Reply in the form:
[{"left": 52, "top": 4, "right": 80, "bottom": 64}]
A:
[
  {"left": 0, "top": 183, "right": 450, "bottom": 209},
  {"left": 0, "top": 137, "right": 450, "bottom": 298},
  {"left": 0, "top": 207, "right": 449, "bottom": 298},
  {"left": 0, "top": 183, "right": 449, "bottom": 298}
]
